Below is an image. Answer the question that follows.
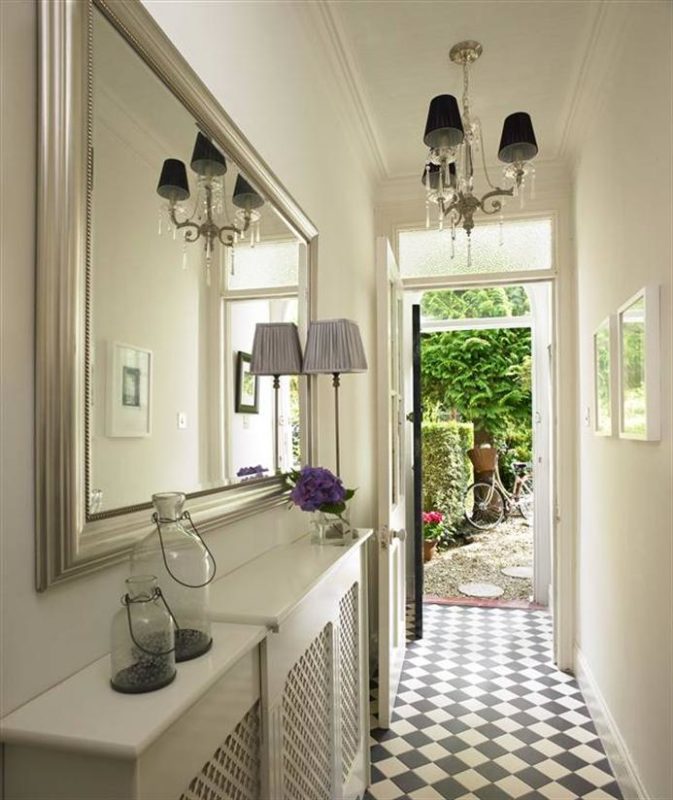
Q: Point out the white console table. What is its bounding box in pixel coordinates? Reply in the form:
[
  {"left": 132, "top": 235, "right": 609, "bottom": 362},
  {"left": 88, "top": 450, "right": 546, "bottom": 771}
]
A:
[
  {"left": 209, "top": 531, "right": 373, "bottom": 800},
  {"left": 1, "top": 530, "right": 372, "bottom": 800},
  {"left": 0, "top": 623, "right": 266, "bottom": 800}
]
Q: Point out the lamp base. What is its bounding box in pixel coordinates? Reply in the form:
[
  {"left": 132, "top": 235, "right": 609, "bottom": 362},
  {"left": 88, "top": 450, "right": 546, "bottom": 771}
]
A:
[{"left": 449, "top": 41, "right": 483, "bottom": 65}]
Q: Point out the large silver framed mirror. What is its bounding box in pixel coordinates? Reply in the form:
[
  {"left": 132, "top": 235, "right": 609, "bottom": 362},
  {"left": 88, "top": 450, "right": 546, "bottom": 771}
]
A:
[{"left": 36, "top": 0, "right": 317, "bottom": 590}]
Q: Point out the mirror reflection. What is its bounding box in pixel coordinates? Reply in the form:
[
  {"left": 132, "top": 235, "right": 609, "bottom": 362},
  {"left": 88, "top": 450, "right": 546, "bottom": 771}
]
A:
[
  {"left": 620, "top": 296, "right": 646, "bottom": 436},
  {"left": 594, "top": 320, "right": 611, "bottom": 435},
  {"left": 89, "top": 8, "right": 303, "bottom": 515}
]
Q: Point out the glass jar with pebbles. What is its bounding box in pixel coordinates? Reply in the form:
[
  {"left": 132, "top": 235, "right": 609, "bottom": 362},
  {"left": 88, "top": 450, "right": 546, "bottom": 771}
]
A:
[
  {"left": 110, "top": 575, "right": 176, "bottom": 693},
  {"left": 130, "top": 493, "right": 217, "bottom": 662}
]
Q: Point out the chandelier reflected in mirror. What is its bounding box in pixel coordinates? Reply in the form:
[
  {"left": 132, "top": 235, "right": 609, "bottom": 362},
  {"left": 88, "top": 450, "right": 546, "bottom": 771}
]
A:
[
  {"left": 157, "top": 132, "right": 264, "bottom": 283},
  {"left": 421, "top": 41, "right": 539, "bottom": 266}
]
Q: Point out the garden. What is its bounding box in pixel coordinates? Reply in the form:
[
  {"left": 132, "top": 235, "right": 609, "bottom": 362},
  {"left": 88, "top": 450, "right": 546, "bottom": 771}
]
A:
[{"left": 420, "top": 286, "right": 534, "bottom": 602}]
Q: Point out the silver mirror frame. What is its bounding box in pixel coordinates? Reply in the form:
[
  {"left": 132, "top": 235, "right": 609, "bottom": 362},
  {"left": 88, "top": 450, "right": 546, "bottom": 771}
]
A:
[{"left": 35, "top": 0, "right": 317, "bottom": 590}]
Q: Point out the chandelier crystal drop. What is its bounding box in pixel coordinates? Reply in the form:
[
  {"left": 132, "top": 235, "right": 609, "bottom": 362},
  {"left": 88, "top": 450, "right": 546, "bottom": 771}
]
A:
[
  {"left": 156, "top": 132, "right": 264, "bottom": 283},
  {"left": 421, "top": 41, "right": 539, "bottom": 253}
]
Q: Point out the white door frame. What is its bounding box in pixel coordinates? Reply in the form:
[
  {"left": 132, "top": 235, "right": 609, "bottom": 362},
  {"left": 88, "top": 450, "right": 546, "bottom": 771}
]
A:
[
  {"left": 376, "top": 238, "right": 408, "bottom": 728},
  {"left": 528, "top": 283, "right": 553, "bottom": 606},
  {"left": 401, "top": 272, "right": 574, "bottom": 669}
]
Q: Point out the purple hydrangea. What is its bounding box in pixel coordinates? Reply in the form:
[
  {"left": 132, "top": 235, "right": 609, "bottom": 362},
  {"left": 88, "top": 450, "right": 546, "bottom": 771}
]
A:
[
  {"left": 289, "top": 466, "right": 346, "bottom": 512},
  {"left": 237, "top": 464, "right": 268, "bottom": 478}
]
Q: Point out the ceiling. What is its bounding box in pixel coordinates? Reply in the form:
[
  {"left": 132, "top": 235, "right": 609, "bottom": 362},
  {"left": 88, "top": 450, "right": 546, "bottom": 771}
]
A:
[{"left": 330, "top": 0, "right": 601, "bottom": 178}]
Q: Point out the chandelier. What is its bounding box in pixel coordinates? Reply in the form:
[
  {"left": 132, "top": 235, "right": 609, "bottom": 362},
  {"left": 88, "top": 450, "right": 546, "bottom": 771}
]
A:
[
  {"left": 421, "top": 41, "right": 538, "bottom": 265},
  {"left": 156, "top": 132, "right": 264, "bottom": 283}
]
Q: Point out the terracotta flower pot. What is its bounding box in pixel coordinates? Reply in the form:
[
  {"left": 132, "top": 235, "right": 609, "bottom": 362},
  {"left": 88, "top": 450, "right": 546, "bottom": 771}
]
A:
[{"left": 423, "top": 540, "right": 438, "bottom": 563}]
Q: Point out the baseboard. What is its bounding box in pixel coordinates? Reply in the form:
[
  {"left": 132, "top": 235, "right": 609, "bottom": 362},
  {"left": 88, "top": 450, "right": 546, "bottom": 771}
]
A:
[{"left": 574, "top": 646, "right": 649, "bottom": 800}]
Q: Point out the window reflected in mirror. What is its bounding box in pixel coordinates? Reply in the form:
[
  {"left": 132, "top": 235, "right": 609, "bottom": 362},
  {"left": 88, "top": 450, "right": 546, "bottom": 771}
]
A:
[
  {"left": 227, "top": 298, "right": 301, "bottom": 480},
  {"left": 593, "top": 318, "right": 612, "bottom": 436}
]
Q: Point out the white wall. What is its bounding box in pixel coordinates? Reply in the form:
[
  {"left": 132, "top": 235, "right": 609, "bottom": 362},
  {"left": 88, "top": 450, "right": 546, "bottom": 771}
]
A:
[
  {"left": 0, "top": 0, "right": 377, "bottom": 715},
  {"left": 573, "top": 5, "right": 672, "bottom": 798}
]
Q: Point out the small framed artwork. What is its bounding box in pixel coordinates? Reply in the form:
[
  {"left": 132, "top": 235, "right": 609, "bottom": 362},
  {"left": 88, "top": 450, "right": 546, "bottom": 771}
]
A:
[
  {"left": 235, "top": 351, "right": 258, "bottom": 414},
  {"left": 617, "top": 285, "right": 660, "bottom": 441},
  {"left": 593, "top": 316, "right": 616, "bottom": 436},
  {"left": 106, "top": 342, "right": 152, "bottom": 437}
]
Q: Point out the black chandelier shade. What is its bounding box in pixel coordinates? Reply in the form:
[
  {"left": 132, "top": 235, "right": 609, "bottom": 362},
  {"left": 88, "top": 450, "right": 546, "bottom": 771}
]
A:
[
  {"left": 423, "top": 94, "right": 464, "bottom": 149},
  {"left": 422, "top": 162, "right": 456, "bottom": 191},
  {"left": 232, "top": 175, "right": 264, "bottom": 211},
  {"left": 190, "top": 132, "right": 227, "bottom": 176},
  {"left": 498, "top": 112, "right": 538, "bottom": 164},
  {"left": 157, "top": 158, "right": 190, "bottom": 202}
]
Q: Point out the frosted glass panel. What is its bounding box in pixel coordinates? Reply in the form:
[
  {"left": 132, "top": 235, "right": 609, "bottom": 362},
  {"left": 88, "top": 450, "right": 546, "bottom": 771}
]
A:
[
  {"left": 399, "top": 218, "right": 552, "bottom": 277},
  {"left": 228, "top": 240, "right": 300, "bottom": 290}
]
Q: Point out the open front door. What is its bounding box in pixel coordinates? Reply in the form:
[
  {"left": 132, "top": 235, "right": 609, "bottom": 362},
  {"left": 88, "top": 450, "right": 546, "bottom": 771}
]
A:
[
  {"left": 411, "top": 304, "right": 423, "bottom": 640},
  {"left": 376, "top": 237, "right": 407, "bottom": 728}
]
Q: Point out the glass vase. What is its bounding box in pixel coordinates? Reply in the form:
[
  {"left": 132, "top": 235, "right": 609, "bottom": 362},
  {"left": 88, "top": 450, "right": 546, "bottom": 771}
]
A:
[
  {"left": 311, "top": 510, "right": 352, "bottom": 546},
  {"left": 130, "top": 493, "right": 216, "bottom": 662},
  {"left": 110, "top": 575, "right": 176, "bottom": 694}
]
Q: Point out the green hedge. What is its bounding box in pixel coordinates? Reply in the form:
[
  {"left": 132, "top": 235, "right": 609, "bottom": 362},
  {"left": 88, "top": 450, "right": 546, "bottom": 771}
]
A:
[{"left": 422, "top": 421, "right": 474, "bottom": 531}]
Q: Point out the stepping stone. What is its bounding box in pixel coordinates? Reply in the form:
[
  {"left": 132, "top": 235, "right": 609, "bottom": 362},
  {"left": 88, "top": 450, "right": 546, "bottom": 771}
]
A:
[
  {"left": 501, "top": 566, "right": 533, "bottom": 579},
  {"left": 458, "top": 582, "right": 504, "bottom": 598}
]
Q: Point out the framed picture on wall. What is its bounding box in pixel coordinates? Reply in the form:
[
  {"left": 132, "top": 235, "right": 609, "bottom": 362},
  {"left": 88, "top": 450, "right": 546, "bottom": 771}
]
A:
[
  {"left": 617, "top": 285, "right": 660, "bottom": 441},
  {"left": 593, "top": 316, "right": 616, "bottom": 436},
  {"left": 235, "top": 351, "right": 259, "bottom": 414},
  {"left": 106, "top": 342, "right": 152, "bottom": 437}
]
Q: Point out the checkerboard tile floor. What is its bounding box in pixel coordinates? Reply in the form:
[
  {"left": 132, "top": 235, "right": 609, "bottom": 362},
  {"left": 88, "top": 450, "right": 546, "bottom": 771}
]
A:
[{"left": 366, "top": 604, "right": 622, "bottom": 800}]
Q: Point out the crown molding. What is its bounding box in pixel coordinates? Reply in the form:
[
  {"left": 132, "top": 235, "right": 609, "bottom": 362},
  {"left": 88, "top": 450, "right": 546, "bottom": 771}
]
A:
[
  {"left": 297, "top": 0, "right": 631, "bottom": 192},
  {"left": 298, "top": 0, "right": 388, "bottom": 182},
  {"left": 558, "top": 0, "right": 634, "bottom": 165}
]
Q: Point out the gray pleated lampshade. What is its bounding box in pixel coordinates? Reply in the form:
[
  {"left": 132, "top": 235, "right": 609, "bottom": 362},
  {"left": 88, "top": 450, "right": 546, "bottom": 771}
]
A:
[
  {"left": 249, "top": 323, "right": 303, "bottom": 376},
  {"left": 303, "top": 319, "right": 368, "bottom": 374}
]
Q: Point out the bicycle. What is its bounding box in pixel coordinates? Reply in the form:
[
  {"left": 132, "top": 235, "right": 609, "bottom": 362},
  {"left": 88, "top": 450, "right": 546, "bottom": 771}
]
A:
[{"left": 463, "top": 453, "right": 534, "bottom": 531}]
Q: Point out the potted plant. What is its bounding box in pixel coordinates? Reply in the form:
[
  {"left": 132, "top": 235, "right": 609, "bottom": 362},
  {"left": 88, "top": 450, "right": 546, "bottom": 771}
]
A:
[
  {"left": 422, "top": 511, "right": 444, "bottom": 562},
  {"left": 285, "top": 466, "right": 357, "bottom": 545}
]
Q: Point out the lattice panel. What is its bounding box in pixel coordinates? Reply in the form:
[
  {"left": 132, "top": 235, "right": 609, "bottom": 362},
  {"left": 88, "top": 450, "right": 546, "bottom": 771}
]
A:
[
  {"left": 339, "top": 583, "right": 360, "bottom": 779},
  {"left": 179, "top": 701, "right": 261, "bottom": 800},
  {"left": 281, "top": 624, "right": 333, "bottom": 800}
]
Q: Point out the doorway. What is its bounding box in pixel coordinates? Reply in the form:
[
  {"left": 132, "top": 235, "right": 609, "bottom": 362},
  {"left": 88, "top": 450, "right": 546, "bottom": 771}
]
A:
[{"left": 404, "top": 279, "right": 555, "bottom": 640}]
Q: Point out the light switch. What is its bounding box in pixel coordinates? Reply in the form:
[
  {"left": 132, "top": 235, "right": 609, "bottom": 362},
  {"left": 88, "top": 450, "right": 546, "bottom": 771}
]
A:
[
  {"left": 177, "top": 412, "right": 187, "bottom": 430},
  {"left": 583, "top": 406, "right": 591, "bottom": 427},
  {"left": 243, "top": 415, "right": 250, "bottom": 429}
]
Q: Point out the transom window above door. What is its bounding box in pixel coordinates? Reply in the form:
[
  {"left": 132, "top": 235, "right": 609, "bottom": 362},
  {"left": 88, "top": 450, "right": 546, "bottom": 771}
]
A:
[{"left": 399, "top": 217, "right": 553, "bottom": 278}]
